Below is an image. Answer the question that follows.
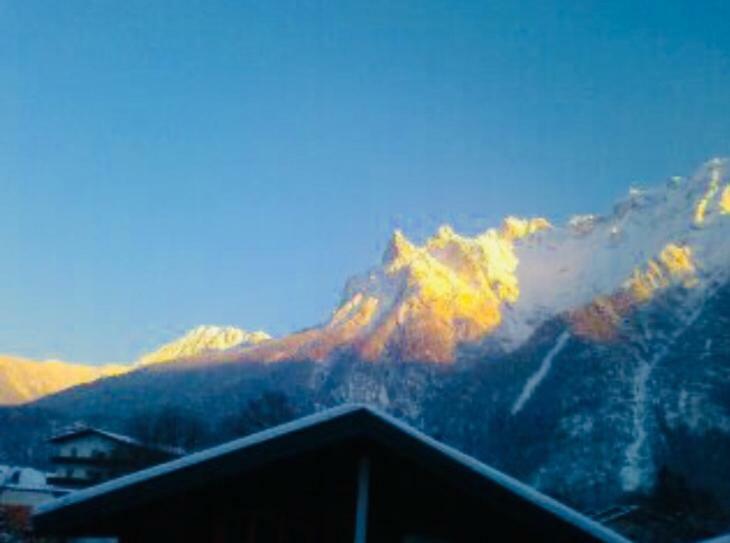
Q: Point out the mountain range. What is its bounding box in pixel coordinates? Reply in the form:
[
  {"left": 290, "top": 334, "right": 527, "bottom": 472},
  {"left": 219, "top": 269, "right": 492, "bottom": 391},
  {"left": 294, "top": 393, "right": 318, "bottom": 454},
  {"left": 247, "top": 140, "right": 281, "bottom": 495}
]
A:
[
  {"left": 0, "top": 325, "right": 270, "bottom": 404},
  {"left": 2, "top": 158, "right": 730, "bottom": 541}
]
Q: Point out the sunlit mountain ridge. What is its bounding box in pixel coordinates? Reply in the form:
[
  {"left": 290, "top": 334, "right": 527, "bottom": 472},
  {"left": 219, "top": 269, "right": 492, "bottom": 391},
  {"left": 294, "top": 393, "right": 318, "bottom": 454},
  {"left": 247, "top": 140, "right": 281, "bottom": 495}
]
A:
[
  {"left": 0, "top": 325, "right": 270, "bottom": 404},
  {"left": 208, "top": 217, "right": 551, "bottom": 365},
  {"left": 0, "top": 356, "right": 126, "bottom": 405},
  {"left": 138, "top": 325, "right": 271, "bottom": 365},
  {"left": 204, "top": 158, "right": 730, "bottom": 364}
]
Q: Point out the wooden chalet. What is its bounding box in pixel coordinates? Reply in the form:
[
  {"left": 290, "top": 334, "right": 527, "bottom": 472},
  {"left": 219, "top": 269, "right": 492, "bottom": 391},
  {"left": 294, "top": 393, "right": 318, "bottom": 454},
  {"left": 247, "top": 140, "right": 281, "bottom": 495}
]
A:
[{"left": 47, "top": 425, "right": 184, "bottom": 488}]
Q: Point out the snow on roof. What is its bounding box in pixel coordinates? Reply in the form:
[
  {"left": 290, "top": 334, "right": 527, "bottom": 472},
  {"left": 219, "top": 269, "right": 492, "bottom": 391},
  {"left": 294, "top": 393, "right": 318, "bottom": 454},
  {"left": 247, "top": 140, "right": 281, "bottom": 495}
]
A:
[
  {"left": 35, "top": 404, "right": 629, "bottom": 542},
  {"left": 0, "top": 465, "right": 66, "bottom": 493},
  {"left": 0, "top": 466, "right": 44, "bottom": 487},
  {"left": 49, "top": 425, "right": 184, "bottom": 456}
]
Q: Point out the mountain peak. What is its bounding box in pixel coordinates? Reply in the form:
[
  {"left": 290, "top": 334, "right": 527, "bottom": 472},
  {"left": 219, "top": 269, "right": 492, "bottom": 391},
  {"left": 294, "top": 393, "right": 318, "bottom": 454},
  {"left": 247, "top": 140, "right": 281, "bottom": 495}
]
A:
[
  {"left": 383, "top": 229, "right": 418, "bottom": 266},
  {"left": 500, "top": 216, "right": 552, "bottom": 240},
  {"left": 224, "top": 216, "right": 554, "bottom": 364},
  {"left": 138, "top": 325, "right": 271, "bottom": 365}
]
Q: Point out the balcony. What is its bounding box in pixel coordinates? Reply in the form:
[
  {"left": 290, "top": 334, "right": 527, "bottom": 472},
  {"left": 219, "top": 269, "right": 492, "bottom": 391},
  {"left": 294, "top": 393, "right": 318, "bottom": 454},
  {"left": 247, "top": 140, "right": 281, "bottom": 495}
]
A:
[{"left": 50, "top": 454, "right": 130, "bottom": 466}]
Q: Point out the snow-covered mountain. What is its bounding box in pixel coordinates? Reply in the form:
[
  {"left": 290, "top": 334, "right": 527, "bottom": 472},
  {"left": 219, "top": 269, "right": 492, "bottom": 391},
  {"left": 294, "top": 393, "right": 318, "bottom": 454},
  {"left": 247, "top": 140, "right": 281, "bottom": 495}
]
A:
[
  {"left": 2, "top": 159, "right": 730, "bottom": 541},
  {"left": 0, "top": 325, "right": 270, "bottom": 404},
  {"left": 503, "top": 158, "right": 729, "bottom": 348},
  {"left": 198, "top": 158, "right": 730, "bottom": 367},
  {"left": 0, "top": 356, "right": 126, "bottom": 405},
  {"left": 210, "top": 216, "right": 550, "bottom": 364},
  {"left": 138, "top": 325, "right": 270, "bottom": 365}
]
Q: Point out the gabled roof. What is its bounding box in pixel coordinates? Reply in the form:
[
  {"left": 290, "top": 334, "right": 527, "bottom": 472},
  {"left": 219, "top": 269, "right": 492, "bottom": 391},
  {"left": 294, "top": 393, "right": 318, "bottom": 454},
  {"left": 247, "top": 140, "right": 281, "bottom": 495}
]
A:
[
  {"left": 49, "top": 425, "right": 184, "bottom": 457},
  {"left": 35, "top": 404, "right": 629, "bottom": 542}
]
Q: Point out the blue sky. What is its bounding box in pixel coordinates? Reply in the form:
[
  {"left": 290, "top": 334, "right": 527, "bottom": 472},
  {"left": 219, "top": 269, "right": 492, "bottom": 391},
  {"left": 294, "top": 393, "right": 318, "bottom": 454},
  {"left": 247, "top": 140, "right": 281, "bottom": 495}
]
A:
[{"left": 1, "top": 1, "right": 729, "bottom": 362}]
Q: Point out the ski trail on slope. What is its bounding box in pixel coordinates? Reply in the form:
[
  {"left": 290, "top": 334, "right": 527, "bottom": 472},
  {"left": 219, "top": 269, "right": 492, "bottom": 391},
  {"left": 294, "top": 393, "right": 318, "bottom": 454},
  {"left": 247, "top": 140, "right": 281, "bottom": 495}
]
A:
[{"left": 511, "top": 331, "right": 571, "bottom": 415}]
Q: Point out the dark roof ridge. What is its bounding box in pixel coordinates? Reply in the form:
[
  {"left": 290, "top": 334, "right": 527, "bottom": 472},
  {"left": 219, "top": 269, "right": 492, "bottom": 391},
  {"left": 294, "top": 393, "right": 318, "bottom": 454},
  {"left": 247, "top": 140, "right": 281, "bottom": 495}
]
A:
[{"left": 35, "top": 404, "right": 629, "bottom": 543}]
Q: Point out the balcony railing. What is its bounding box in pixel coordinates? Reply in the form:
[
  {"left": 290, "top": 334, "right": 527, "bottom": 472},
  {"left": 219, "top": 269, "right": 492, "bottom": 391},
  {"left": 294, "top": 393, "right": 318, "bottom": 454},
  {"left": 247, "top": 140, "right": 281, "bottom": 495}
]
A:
[{"left": 50, "top": 455, "right": 134, "bottom": 466}]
